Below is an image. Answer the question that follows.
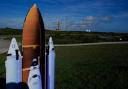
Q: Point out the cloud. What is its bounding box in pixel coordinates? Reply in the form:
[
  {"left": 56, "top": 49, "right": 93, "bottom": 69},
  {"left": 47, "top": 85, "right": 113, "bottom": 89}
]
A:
[
  {"left": 83, "top": 16, "right": 113, "bottom": 25},
  {"left": 61, "top": 15, "right": 113, "bottom": 31},
  {"left": 83, "top": 16, "right": 96, "bottom": 24}
]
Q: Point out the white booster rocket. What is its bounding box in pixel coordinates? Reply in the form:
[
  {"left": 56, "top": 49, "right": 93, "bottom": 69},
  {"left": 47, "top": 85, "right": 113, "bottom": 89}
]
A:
[
  {"left": 5, "top": 38, "right": 22, "bottom": 84},
  {"left": 46, "top": 37, "right": 55, "bottom": 89}
]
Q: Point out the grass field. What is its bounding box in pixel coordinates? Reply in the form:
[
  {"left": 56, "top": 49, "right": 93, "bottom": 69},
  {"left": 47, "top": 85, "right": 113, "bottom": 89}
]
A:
[
  {"left": 55, "top": 44, "right": 128, "bottom": 89},
  {"left": 0, "top": 53, "right": 6, "bottom": 78},
  {"left": 0, "top": 44, "right": 128, "bottom": 89}
]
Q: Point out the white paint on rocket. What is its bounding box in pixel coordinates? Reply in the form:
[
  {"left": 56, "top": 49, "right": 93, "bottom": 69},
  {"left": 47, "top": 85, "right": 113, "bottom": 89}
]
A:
[
  {"left": 5, "top": 38, "right": 22, "bottom": 83},
  {"left": 27, "top": 58, "right": 42, "bottom": 89}
]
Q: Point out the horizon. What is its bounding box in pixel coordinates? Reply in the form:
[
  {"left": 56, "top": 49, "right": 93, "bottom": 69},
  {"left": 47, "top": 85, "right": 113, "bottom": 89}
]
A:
[
  {"left": 1, "top": 27, "right": 128, "bottom": 33},
  {"left": 0, "top": 0, "right": 128, "bottom": 32}
]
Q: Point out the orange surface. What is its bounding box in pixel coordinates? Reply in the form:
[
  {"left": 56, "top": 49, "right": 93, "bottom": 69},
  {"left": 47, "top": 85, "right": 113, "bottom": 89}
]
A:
[
  {"left": 23, "top": 4, "right": 41, "bottom": 45},
  {"left": 22, "top": 4, "right": 45, "bottom": 83},
  {"left": 22, "top": 70, "right": 29, "bottom": 83},
  {"left": 23, "top": 47, "right": 40, "bottom": 68}
]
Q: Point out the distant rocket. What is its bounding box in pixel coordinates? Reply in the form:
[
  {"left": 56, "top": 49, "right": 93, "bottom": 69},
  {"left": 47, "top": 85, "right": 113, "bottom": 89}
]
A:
[
  {"left": 5, "top": 38, "right": 22, "bottom": 84},
  {"left": 22, "top": 3, "right": 45, "bottom": 85}
]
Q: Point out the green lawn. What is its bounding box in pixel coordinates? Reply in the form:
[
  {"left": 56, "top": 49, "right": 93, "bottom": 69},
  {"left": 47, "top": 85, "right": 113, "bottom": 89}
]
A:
[
  {"left": 0, "top": 44, "right": 128, "bottom": 89},
  {"left": 0, "top": 53, "right": 6, "bottom": 78},
  {"left": 55, "top": 44, "right": 128, "bottom": 89}
]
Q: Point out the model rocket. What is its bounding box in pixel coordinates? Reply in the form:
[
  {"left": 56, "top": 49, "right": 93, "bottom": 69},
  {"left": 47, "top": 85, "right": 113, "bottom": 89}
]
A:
[{"left": 5, "top": 4, "right": 55, "bottom": 89}]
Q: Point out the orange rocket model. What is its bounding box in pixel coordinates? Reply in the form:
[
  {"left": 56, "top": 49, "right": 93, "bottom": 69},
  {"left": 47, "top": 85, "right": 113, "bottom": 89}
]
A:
[{"left": 22, "top": 4, "right": 45, "bottom": 84}]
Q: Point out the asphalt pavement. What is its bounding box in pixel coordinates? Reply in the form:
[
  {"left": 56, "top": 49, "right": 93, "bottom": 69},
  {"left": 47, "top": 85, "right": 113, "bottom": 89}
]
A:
[{"left": 0, "top": 40, "right": 128, "bottom": 54}]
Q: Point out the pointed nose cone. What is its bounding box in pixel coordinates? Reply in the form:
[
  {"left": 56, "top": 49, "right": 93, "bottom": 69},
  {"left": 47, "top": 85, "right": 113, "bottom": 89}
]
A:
[
  {"left": 8, "top": 38, "right": 20, "bottom": 56},
  {"left": 49, "top": 37, "right": 53, "bottom": 45},
  {"left": 33, "top": 3, "right": 37, "bottom": 8},
  {"left": 48, "top": 37, "right": 54, "bottom": 50},
  {"left": 23, "top": 4, "right": 44, "bottom": 45},
  {"left": 49, "top": 37, "right": 53, "bottom": 43}
]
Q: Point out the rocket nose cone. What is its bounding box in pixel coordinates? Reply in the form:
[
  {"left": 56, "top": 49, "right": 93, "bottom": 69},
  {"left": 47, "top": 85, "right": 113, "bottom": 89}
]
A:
[
  {"left": 48, "top": 37, "right": 54, "bottom": 50},
  {"left": 31, "top": 3, "right": 38, "bottom": 10},
  {"left": 10, "top": 38, "right": 17, "bottom": 45},
  {"left": 49, "top": 37, "right": 53, "bottom": 43},
  {"left": 33, "top": 3, "right": 37, "bottom": 8},
  {"left": 8, "top": 38, "right": 19, "bottom": 55},
  {"left": 23, "top": 3, "right": 44, "bottom": 45}
]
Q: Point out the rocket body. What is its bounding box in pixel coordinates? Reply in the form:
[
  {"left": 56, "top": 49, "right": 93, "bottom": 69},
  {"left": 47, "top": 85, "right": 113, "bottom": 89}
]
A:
[
  {"left": 17, "top": 57, "right": 22, "bottom": 83},
  {"left": 5, "top": 38, "right": 22, "bottom": 84},
  {"left": 46, "top": 37, "right": 55, "bottom": 89},
  {"left": 6, "top": 56, "right": 18, "bottom": 83}
]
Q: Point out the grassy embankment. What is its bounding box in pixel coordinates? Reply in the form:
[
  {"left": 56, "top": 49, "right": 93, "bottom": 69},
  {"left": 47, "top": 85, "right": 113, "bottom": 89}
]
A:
[{"left": 0, "top": 53, "right": 6, "bottom": 78}]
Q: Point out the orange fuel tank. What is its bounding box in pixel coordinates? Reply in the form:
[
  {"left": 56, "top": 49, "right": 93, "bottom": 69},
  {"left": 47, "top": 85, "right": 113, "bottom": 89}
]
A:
[{"left": 22, "top": 4, "right": 45, "bottom": 83}]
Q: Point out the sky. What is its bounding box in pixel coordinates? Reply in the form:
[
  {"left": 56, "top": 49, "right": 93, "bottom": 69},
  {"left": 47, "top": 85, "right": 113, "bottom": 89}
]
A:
[{"left": 0, "top": 0, "right": 128, "bottom": 32}]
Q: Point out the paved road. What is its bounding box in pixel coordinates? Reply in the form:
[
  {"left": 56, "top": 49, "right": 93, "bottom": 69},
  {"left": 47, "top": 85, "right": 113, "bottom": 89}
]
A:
[
  {"left": 0, "top": 39, "right": 21, "bottom": 54},
  {"left": 0, "top": 39, "right": 10, "bottom": 54},
  {"left": 0, "top": 40, "right": 128, "bottom": 54},
  {"left": 54, "top": 42, "right": 128, "bottom": 46}
]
